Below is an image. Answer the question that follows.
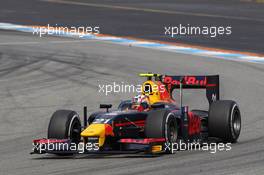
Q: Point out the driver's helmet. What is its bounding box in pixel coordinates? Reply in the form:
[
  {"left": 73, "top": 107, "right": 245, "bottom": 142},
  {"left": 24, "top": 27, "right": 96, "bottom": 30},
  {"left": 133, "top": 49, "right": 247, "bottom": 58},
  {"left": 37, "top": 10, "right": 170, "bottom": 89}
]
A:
[{"left": 132, "top": 95, "right": 150, "bottom": 111}]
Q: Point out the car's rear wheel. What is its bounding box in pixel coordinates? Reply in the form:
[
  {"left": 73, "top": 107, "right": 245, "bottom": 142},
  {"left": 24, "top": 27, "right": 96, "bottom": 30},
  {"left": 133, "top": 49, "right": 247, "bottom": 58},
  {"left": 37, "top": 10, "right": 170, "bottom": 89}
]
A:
[{"left": 208, "top": 100, "right": 241, "bottom": 143}]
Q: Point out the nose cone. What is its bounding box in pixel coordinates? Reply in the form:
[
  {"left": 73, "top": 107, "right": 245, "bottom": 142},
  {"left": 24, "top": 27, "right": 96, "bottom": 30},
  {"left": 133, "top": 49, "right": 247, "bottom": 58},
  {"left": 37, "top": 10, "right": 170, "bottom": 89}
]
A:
[
  {"left": 81, "top": 124, "right": 114, "bottom": 147},
  {"left": 81, "top": 124, "right": 105, "bottom": 137}
]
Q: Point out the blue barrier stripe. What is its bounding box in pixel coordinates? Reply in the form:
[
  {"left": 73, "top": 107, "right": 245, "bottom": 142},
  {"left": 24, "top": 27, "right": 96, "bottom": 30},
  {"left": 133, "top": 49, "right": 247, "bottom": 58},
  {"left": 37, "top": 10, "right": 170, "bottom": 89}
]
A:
[{"left": 0, "top": 23, "right": 263, "bottom": 64}]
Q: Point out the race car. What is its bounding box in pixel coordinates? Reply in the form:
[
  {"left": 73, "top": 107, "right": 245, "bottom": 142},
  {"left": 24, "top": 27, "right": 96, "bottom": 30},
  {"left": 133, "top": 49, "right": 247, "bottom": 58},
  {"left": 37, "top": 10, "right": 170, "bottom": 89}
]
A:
[{"left": 32, "top": 73, "right": 241, "bottom": 155}]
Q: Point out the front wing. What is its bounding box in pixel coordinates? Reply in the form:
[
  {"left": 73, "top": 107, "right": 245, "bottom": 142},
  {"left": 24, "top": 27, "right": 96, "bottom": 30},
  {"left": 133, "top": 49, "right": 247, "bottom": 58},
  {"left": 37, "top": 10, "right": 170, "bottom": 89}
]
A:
[{"left": 31, "top": 138, "right": 166, "bottom": 155}]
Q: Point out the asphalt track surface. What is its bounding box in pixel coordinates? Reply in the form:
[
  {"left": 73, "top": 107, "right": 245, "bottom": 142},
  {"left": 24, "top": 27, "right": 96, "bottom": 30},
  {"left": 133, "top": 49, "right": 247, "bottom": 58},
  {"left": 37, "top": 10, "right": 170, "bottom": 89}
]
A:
[
  {"left": 0, "top": 30, "right": 264, "bottom": 175},
  {"left": 0, "top": 0, "right": 263, "bottom": 54},
  {"left": 0, "top": 0, "right": 264, "bottom": 174}
]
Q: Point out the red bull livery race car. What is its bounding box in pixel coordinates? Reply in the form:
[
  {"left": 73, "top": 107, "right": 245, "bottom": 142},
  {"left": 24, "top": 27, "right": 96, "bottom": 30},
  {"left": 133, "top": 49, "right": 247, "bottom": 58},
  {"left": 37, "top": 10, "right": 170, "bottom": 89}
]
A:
[{"left": 32, "top": 73, "right": 241, "bottom": 155}]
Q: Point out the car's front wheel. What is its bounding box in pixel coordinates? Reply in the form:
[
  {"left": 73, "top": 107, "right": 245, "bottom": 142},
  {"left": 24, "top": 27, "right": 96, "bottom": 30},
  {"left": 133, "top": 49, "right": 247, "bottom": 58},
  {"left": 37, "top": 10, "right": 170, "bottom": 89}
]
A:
[
  {"left": 48, "top": 110, "right": 81, "bottom": 144},
  {"left": 145, "top": 109, "right": 178, "bottom": 154}
]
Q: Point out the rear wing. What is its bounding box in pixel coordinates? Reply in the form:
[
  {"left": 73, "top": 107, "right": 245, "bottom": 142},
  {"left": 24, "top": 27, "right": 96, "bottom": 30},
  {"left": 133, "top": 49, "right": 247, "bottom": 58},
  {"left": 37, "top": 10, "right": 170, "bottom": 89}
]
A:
[{"left": 162, "top": 75, "right": 219, "bottom": 104}]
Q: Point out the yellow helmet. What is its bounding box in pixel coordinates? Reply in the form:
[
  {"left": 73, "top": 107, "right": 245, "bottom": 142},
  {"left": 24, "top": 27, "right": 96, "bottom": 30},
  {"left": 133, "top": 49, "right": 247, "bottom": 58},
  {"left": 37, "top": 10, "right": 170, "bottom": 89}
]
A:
[{"left": 142, "top": 80, "right": 161, "bottom": 104}]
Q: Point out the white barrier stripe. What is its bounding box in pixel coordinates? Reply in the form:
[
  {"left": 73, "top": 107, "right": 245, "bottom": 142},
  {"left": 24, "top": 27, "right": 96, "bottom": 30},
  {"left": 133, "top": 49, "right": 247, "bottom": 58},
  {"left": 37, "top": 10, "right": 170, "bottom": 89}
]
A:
[{"left": 0, "top": 22, "right": 263, "bottom": 64}]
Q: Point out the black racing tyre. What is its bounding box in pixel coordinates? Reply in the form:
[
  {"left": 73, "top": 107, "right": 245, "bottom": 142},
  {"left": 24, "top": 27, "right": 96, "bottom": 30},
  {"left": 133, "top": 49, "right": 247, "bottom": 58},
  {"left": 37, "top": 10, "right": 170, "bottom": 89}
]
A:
[
  {"left": 88, "top": 111, "right": 105, "bottom": 125},
  {"left": 208, "top": 100, "right": 241, "bottom": 143},
  {"left": 48, "top": 110, "right": 81, "bottom": 144},
  {"left": 145, "top": 109, "right": 178, "bottom": 153}
]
